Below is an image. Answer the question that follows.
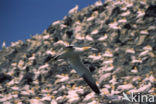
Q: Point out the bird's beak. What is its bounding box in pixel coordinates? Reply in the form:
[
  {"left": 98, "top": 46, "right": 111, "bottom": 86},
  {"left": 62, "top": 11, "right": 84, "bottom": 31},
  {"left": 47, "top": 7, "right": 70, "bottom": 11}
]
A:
[
  {"left": 82, "top": 47, "right": 98, "bottom": 52},
  {"left": 82, "top": 46, "right": 92, "bottom": 51},
  {"left": 91, "top": 48, "right": 98, "bottom": 51}
]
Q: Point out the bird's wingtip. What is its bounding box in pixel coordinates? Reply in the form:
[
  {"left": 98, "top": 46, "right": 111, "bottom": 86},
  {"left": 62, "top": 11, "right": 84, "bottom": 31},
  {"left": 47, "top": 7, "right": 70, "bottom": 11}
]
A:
[{"left": 82, "top": 74, "right": 100, "bottom": 94}]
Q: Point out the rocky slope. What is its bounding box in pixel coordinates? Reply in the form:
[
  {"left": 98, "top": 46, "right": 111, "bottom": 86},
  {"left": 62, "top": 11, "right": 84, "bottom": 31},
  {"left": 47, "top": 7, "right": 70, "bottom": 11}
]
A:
[{"left": 0, "top": 0, "right": 156, "bottom": 104}]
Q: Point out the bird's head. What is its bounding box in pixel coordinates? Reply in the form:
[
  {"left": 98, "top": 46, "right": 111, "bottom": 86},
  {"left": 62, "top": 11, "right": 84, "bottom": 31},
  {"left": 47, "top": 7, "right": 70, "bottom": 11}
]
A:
[
  {"left": 82, "top": 46, "right": 97, "bottom": 52},
  {"left": 65, "top": 46, "right": 97, "bottom": 54},
  {"left": 53, "top": 45, "right": 97, "bottom": 60},
  {"left": 63, "top": 45, "right": 74, "bottom": 52}
]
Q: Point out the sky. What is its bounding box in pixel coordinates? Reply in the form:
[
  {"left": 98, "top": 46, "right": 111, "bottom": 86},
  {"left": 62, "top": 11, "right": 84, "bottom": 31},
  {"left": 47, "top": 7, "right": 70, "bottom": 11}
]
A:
[{"left": 0, "top": 0, "right": 104, "bottom": 48}]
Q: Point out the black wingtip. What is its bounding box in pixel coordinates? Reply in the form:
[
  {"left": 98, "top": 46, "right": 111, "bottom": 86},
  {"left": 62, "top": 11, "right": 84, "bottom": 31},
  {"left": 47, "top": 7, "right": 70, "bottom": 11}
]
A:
[
  {"left": 82, "top": 74, "right": 100, "bottom": 95},
  {"left": 53, "top": 55, "right": 60, "bottom": 60},
  {"left": 65, "top": 45, "right": 74, "bottom": 49}
]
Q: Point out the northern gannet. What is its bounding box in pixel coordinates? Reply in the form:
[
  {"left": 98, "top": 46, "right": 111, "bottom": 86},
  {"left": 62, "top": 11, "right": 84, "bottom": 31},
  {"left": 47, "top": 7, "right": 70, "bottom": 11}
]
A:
[{"left": 54, "top": 46, "right": 100, "bottom": 94}]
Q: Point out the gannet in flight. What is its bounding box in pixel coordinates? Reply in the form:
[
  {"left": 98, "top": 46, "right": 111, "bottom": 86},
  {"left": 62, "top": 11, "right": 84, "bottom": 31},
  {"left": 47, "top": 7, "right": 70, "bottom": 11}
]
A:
[{"left": 54, "top": 46, "right": 100, "bottom": 94}]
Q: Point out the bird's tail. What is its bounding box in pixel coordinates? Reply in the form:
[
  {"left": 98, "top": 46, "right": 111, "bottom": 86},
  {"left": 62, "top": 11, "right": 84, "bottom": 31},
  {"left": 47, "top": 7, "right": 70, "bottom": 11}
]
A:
[{"left": 82, "top": 74, "right": 100, "bottom": 94}]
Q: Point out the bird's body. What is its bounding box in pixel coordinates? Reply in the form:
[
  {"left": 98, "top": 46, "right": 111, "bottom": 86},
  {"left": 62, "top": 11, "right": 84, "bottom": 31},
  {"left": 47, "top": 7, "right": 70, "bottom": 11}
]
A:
[
  {"left": 55, "top": 46, "right": 100, "bottom": 94},
  {"left": 68, "top": 5, "right": 79, "bottom": 14},
  {"left": 2, "top": 41, "right": 6, "bottom": 48}
]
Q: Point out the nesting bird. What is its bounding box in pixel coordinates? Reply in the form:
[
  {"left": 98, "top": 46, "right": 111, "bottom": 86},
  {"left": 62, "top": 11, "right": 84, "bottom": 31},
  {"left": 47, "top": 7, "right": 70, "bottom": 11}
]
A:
[
  {"left": 68, "top": 5, "right": 79, "bottom": 14},
  {"left": 54, "top": 46, "right": 100, "bottom": 94},
  {"left": 2, "top": 41, "right": 6, "bottom": 48}
]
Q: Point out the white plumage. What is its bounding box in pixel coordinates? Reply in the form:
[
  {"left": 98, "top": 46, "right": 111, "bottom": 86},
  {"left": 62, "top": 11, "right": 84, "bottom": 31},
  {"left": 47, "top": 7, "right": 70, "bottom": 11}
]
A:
[
  {"left": 68, "top": 5, "right": 79, "bottom": 14},
  {"left": 55, "top": 46, "right": 100, "bottom": 94}
]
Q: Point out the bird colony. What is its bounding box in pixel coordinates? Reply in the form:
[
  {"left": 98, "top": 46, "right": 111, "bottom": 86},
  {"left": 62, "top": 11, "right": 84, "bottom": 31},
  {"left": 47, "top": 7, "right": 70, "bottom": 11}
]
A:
[{"left": 0, "top": 0, "right": 156, "bottom": 103}]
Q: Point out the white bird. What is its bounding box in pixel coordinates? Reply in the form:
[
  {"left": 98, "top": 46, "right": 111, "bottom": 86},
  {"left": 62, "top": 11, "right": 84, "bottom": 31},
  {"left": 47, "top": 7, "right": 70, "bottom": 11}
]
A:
[
  {"left": 2, "top": 41, "right": 6, "bottom": 48},
  {"left": 94, "top": 0, "right": 103, "bottom": 6},
  {"left": 68, "top": 5, "right": 79, "bottom": 14},
  {"left": 54, "top": 46, "right": 100, "bottom": 94}
]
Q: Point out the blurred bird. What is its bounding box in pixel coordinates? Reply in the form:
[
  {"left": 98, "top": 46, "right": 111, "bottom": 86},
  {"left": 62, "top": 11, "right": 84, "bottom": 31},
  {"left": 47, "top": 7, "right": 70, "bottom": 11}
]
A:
[
  {"left": 68, "top": 5, "right": 79, "bottom": 14},
  {"left": 54, "top": 46, "right": 100, "bottom": 94},
  {"left": 94, "top": 0, "right": 103, "bottom": 6},
  {"left": 2, "top": 41, "right": 6, "bottom": 48}
]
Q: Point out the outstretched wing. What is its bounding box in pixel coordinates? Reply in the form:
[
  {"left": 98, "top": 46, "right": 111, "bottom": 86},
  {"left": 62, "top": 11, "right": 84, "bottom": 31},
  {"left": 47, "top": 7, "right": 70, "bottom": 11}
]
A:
[
  {"left": 52, "top": 50, "right": 68, "bottom": 61},
  {"left": 70, "top": 57, "right": 100, "bottom": 94},
  {"left": 82, "top": 73, "right": 100, "bottom": 94}
]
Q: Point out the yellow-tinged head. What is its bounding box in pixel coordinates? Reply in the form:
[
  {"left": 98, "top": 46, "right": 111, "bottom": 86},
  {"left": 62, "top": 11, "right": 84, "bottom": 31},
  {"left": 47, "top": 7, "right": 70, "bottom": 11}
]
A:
[{"left": 82, "top": 46, "right": 92, "bottom": 51}]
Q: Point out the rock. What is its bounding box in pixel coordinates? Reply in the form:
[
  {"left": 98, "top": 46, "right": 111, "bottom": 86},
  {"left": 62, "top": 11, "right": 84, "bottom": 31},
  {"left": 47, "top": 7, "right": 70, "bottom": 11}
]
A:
[
  {"left": 144, "top": 5, "right": 156, "bottom": 19},
  {"left": 0, "top": 0, "right": 156, "bottom": 103},
  {"left": 0, "top": 73, "right": 12, "bottom": 84},
  {"left": 20, "top": 72, "right": 34, "bottom": 85}
]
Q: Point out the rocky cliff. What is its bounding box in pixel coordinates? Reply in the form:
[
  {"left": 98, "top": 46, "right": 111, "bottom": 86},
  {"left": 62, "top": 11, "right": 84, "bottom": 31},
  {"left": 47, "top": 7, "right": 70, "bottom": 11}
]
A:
[{"left": 0, "top": 0, "right": 156, "bottom": 103}]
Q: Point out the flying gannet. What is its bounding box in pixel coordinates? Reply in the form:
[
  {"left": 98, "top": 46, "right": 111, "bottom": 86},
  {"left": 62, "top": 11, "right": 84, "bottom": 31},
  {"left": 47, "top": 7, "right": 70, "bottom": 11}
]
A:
[{"left": 54, "top": 46, "right": 100, "bottom": 94}]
